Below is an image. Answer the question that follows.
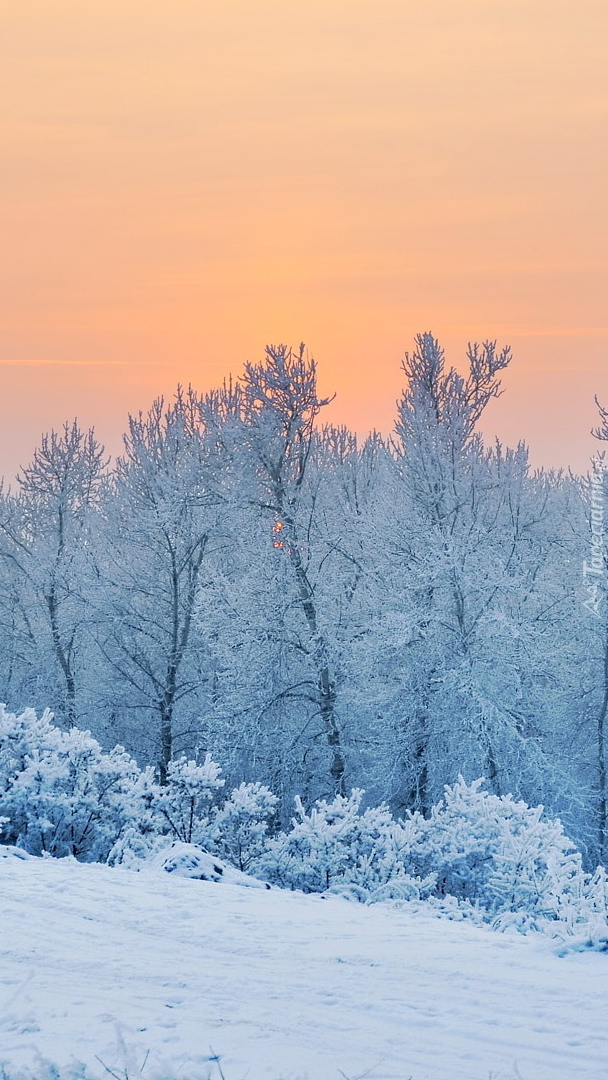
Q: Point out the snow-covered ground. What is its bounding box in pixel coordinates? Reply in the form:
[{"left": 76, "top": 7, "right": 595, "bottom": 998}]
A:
[{"left": 1, "top": 853, "right": 607, "bottom": 1080}]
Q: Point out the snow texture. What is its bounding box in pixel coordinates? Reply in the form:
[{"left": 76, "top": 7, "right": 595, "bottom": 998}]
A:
[
  {"left": 147, "top": 840, "right": 271, "bottom": 888},
  {"left": 1, "top": 855, "right": 607, "bottom": 1080}
]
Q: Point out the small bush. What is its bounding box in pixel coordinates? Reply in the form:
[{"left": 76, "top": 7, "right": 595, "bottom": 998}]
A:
[
  {"left": 0, "top": 705, "right": 140, "bottom": 861},
  {"left": 409, "top": 776, "right": 590, "bottom": 922},
  {"left": 205, "top": 781, "right": 278, "bottom": 871},
  {"left": 259, "top": 788, "right": 421, "bottom": 893},
  {"left": 149, "top": 753, "right": 225, "bottom": 843}
]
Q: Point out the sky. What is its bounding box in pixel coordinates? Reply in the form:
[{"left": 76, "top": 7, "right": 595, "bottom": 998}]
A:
[{"left": 1, "top": 0, "right": 607, "bottom": 481}]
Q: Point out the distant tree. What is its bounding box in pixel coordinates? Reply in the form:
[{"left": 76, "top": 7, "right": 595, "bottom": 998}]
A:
[
  {"left": 0, "top": 422, "right": 106, "bottom": 725},
  {"left": 233, "top": 344, "right": 347, "bottom": 794},
  {"left": 94, "top": 391, "right": 223, "bottom": 780},
  {"left": 388, "top": 334, "right": 579, "bottom": 817}
]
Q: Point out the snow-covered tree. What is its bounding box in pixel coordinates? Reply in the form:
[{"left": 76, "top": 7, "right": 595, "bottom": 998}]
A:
[
  {"left": 0, "top": 336, "right": 602, "bottom": 857},
  {"left": 236, "top": 344, "right": 346, "bottom": 793},
  {"left": 0, "top": 423, "right": 106, "bottom": 726},
  {"left": 93, "top": 391, "right": 225, "bottom": 778},
  {"left": 387, "top": 335, "right": 579, "bottom": 822}
]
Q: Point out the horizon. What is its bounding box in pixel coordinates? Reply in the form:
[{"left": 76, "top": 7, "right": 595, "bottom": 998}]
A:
[{"left": 0, "top": 336, "right": 605, "bottom": 483}]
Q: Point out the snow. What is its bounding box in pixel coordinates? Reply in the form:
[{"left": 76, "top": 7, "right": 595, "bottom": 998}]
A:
[
  {"left": 147, "top": 841, "right": 272, "bottom": 888},
  {"left": 1, "top": 854, "right": 608, "bottom": 1080}
]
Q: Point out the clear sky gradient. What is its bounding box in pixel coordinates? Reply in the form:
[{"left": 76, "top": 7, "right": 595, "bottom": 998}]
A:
[{"left": 1, "top": 1, "right": 607, "bottom": 480}]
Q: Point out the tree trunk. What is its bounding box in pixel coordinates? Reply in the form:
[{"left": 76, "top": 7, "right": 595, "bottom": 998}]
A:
[
  {"left": 47, "top": 584, "right": 76, "bottom": 727},
  {"left": 285, "top": 518, "right": 345, "bottom": 793},
  {"left": 159, "top": 704, "right": 172, "bottom": 785}
]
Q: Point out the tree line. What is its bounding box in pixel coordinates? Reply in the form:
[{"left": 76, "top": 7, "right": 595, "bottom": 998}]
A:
[{"left": 0, "top": 334, "right": 606, "bottom": 863}]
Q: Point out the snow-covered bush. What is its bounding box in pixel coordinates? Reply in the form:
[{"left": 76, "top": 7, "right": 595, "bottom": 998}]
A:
[
  {"left": 0, "top": 707, "right": 269, "bottom": 872},
  {"left": 147, "top": 753, "right": 225, "bottom": 843},
  {"left": 1, "top": 703, "right": 605, "bottom": 936},
  {"left": 256, "top": 776, "right": 606, "bottom": 926},
  {"left": 260, "top": 788, "right": 421, "bottom": 893},
  {"left": 206, "top": 781, "right": 278, "bottom": 871},
  {"left": 409, "top": 776, "right": 590, "bottom": 921},
  {"left": 105, "top": 765, "right": 167, "bottom": 866},
  {"left": 110, "top": 753, "right": 228, "bottom": 864},
  {"left": 109, "top": 776, "right": 275, "bottom": 872},
  {"left": 0, "top": 704, "right": 140, "bottom": 860}
]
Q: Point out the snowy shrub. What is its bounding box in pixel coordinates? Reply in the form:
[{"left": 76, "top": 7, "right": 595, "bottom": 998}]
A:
[
  {"left": 365, "top": 874, "right": 437, "bottom": 904},
  {"left": 583, "top": 863, "right": 608, "bottom": 920},
  {"left": 205, "top": 781, "right": 278, "bottom": 871},
  {"left": 105, "top": 767, "right": 168, "bottom": 867},
  {"left": 2, "top": 702, "right": 605, "bottom": 936},
  {"left": 106, "top": 824, "right": 164, "bottom": 868},
  {"left": 0, "top": 705, "right": 57, "bottom": 784},
  {"left": 553, "top": 864, "right": 608, "bottom": 939},
  {"left": 327, "top": 874, "right": 437, "bottom": 905},
  {"left": 260, "top": 788, "right": 421, "bottom": 893},
  {"left": 147, "top": 753, "right": 225, "bottom": 843},
  {"left": 0, "top": 704, "right": 141, "bottom": 860},
  {"left": 410, "top": 776, "right": 590, "bottom": 921}
]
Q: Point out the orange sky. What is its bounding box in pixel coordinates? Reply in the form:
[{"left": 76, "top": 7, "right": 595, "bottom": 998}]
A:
[{"left": 1, "top": 0, "right": 607, "bottom": 481}]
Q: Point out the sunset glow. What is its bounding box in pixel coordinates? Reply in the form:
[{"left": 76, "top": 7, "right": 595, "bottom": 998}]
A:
[{"left": 1, "top": 1, "right": 607, "bottom": 478}]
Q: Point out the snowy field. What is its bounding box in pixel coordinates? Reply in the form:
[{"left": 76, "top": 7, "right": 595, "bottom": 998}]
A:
[{"left": 1, "top": 853, "right": 608, "bottom": 1080}]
